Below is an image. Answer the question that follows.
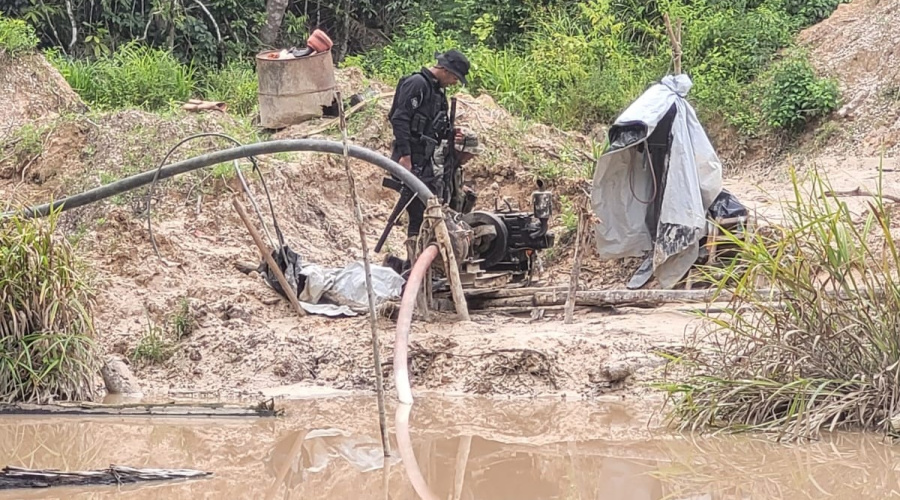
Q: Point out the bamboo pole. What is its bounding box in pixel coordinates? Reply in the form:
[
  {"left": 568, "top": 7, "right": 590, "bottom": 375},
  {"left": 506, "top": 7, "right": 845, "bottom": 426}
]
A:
[
  {"left": 564, "top": 211, "right": 588, "bottom": 324},
  {"left": 336, "top": 91, "right": 391, "bottom": 458},
  {"left": 664, "top": 14, "right": 683, "bottom": 75},
  {"left": 233, "top": 199, "right": 306, "bottom": 318},
  {"left": 426, "top": 197, "right": 470, "bottom": 321}
]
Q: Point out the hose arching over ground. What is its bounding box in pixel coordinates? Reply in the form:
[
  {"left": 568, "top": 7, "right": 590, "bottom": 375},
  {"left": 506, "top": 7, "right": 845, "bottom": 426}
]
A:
[{"left": 1, "top": 139, "right": 435, "bottom": 219}]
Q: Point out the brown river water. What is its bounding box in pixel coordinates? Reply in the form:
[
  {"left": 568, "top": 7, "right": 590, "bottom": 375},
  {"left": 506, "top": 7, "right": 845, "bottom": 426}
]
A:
[{"left": 0, "top": 395, "right": 897, "bottom": 499}]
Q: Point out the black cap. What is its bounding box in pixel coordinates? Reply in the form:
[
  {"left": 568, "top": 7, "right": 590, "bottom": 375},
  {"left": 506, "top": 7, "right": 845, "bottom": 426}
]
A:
[{"left": 435, "top": 49, "right": 470, "bottom": 85}]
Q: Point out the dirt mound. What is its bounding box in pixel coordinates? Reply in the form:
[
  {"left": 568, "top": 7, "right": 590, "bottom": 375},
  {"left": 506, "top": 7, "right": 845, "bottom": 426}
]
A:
[
  {"left": 799, "top": 0, "right": 900, "bottom": 155},
  {"left": 0, "top": 53, "right": 85, "bottom": 137}
]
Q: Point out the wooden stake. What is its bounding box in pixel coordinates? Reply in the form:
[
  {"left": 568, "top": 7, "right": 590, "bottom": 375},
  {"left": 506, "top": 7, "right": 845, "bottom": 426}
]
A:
[
  {"left": 664, "top": 14, "right": 683, "bottom": 75},
  {"left": 336, "top": 91, "right": 391, "bottom": 458},
  {"left": 564, "top": 211, "right": 587, "bottom": 324},
  {"left": 233, "top": 199, "right": 306, "bottom": 318},
  {"left": 426, "top": 197, "right": 470, "bottom": 321}
]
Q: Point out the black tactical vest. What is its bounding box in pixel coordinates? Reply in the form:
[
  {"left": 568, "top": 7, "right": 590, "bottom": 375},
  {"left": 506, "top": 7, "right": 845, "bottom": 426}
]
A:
[{"left": 389, "top": 70, "right": 450, "bottom": 150}]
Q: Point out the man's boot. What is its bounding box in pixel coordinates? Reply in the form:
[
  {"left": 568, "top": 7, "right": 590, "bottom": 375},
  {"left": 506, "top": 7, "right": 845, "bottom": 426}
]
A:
[{"left": 405, "top": 236, "right": 418, "bottom": 268}]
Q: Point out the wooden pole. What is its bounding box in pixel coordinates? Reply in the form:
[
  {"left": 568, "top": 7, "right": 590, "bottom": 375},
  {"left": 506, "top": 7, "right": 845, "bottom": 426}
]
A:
[
  {"left": 426, "top": 197, "right": 470, "bottom": 321},
  {"left": 664, "top": 14, "right": 683, "bottom": 75},
  {"left": 336, "top": 91, "right": 391, "bottom": 458},
  {"left": 564, "top": 211, "right": 587, "bottom": 324},
  {"left": 233, "top": 199, "right": 306, "bottom": 317}
]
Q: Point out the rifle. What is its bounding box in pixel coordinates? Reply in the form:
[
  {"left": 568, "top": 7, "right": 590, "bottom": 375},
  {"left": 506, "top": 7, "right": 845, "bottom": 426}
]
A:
[
  {"left": 373, "top": 138, "right": 436, "bottom": 254},
  {"left": 374, "top": 176, "right": 416, "bottom": 253}
]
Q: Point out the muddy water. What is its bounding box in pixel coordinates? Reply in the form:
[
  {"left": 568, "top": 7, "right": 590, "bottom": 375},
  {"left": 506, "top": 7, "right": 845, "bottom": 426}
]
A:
[{"left": 0, "top": 396, "right": 897, "bottom": 499}]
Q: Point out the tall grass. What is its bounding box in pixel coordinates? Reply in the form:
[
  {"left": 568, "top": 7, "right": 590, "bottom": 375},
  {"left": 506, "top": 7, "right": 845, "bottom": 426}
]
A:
[
  {"left": 662, "top": 165, "right": 900, "bottom": 440},
  {"left": 0, "top": 209, "right": 100, "bottom": 403},
  {"left": 50, "top": 42, "right": 195, "bottom": 111},
  {"left": 199, "top": 60, "right": 258, "bottom": 116}
]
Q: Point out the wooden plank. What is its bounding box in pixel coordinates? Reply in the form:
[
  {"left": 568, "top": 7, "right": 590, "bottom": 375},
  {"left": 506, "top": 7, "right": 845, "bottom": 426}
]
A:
[
  {"left": 464, "top": 285, "right": 568, "bottom": 299},
  {"left": 233, "top": 199, "right": 306, "bottom": 318},
  {"left": 0, "top": 465, "right": 211, "bottom": 490},
  {"left": 0, "top": 399, "right": 282, "bottom": 418}
]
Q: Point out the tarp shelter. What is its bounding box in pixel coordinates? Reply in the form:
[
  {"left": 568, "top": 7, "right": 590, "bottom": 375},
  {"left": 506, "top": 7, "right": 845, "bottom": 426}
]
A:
[{"left": 591, "top": 74, "right": 723, "bottom": 289}]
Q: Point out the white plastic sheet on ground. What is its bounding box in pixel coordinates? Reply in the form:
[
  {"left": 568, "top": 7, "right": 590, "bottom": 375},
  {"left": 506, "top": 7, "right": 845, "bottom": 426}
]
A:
[
  {"left": 298, "top": 261, "right": 405, "bottom": 317},
  {"left": 591, "top": 74, "right": 723, "bottom": 288}
]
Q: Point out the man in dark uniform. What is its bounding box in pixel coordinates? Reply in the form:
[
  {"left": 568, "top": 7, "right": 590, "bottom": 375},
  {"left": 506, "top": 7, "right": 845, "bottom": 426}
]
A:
[{"left": 387, "top": 49, "right": 470, "bottom": 263}]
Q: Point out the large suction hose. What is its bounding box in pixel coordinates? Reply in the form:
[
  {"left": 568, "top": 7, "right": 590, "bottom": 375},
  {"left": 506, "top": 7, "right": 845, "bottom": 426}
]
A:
[
  {"left": 394, "top": 244, "right": 439, "bottom": 405},
  {"left": 393, "top": 245, "right": 442, "bottom": 499},
  {"left": 2, "top": 139, "right": 434, "bottom": 219}
]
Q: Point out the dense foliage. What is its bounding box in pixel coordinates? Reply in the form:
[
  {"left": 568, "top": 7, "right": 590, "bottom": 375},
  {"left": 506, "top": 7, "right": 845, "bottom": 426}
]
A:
[
  {"left": 1, "top": 0, "right": 845, "bottom": 132},
  {"left": 0, "top": 13, "right": 39, "bottom": 54},
  {"left": 347, "top": 0, "right": 844, "bottom": 132}
]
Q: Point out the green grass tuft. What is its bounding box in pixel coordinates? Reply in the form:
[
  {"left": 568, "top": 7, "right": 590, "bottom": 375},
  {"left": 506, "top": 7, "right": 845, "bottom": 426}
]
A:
[
  {"left": 0, "top": 208, "right": 100, "bottom": 403},
  {"left": 662, "top": 161, "right": 900, "bottom": 440}
]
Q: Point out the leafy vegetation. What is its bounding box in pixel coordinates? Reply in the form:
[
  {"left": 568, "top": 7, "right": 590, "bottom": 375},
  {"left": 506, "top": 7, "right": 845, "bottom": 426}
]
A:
[
  {"left": 4, "top": 0, "right": 846, "bottom": 131},
  {"left": 49, "top": 42, "right": 195, "bottom": 111},
  {"left": 662, "top": 166, "right": 900, "bottom": 440},
  {"left": 199, "top": 60, "right": 259, "bottom": 116},
  {"left": 0, "top": 14, "right": 39, "bottom": 55},
  {"left": 347, "top": 0, "right": 846, "bottom": 133},
  {"left": 131, "top": 318, "right": 173, "bottom": 365},
  {"left": 0, "top": 209, "right": 100, "bottom": 403},
  {"left": 170, "top": 297, "right": 196, "bottom": 339},
  {"left": 760, "top": 50, "right": 840, "bottom": 131}
]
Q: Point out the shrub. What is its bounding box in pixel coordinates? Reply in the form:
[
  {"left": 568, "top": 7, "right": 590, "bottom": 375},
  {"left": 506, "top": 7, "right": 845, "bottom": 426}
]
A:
[
  {"left": 662, "top": 167, "right": 900, "bottom": 440},
  {"left": 0, "top": 209, "right": 100, "bottom": 403},
  {"left": 342, "top": 16, "right": 460, "bottom": 83},
  {"left": 768, "top": 0, "right": 846, "bottom": 26},
  {"left": 51, "top": 42, "right": 195, "bottom": 111},
  {"left": 0, "top": 14, "right": 39, "bottom": 55},
  {"left": 200, "top": 61, "right": 258, "bottom": 116},
  {"left": 760, "top": 51, "right": 839, "bottom": 131}
]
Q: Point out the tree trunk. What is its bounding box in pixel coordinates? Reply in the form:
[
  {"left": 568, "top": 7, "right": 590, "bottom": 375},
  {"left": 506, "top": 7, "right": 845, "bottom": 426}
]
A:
[
  {"left": 260, "top": 0, "right": 290, "bottom": 48},
  {"left": 338, "top": 0, "right": 351, "bottom": 60}
]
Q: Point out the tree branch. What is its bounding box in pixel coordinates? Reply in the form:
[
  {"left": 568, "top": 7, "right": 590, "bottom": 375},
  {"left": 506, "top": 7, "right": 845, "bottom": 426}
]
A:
[
  {"left": 190, "top": 0, "right": 222, "bottom": 44},
  {"left": 823, "top": 187, "right": 900, "bottom": 204},
  {"left": 64, "top": 0, "right": 77, "bottom": 52}
]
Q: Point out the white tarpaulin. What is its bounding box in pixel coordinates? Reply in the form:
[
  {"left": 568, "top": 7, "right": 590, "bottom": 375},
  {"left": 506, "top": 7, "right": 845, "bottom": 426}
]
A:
[
  {"left": 591, "top": 74, "right": 723, "bottom": 288},
  {"left": 298, "top": 261, "right": 405, "bottom": 317}
]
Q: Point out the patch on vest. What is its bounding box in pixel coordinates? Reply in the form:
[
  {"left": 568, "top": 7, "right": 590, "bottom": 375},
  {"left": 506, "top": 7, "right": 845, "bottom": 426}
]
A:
[{"left": 410, "top": 95, "right": 420, "bottom": 109}]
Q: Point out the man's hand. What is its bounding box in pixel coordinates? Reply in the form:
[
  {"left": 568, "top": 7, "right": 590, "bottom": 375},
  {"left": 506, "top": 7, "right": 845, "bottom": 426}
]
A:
[{"left": 399, "top": 155, "right": 412, "bottom": 171}]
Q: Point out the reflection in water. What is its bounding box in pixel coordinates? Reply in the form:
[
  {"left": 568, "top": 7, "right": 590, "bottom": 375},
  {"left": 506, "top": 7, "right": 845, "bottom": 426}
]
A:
[{"left": 0, "top": 397, "right": 897, "bottom": 499}]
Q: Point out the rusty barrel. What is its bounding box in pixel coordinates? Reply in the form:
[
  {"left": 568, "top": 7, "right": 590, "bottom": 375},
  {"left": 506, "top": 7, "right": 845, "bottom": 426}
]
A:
[{"left": 255, "top": 49, "right": 336, "bottom": 129}]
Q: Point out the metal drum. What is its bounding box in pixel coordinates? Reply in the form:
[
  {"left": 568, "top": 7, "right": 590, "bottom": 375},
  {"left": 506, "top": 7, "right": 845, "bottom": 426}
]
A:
[{"left": 255, "top": 49, "right": 336, "bottom": 129}]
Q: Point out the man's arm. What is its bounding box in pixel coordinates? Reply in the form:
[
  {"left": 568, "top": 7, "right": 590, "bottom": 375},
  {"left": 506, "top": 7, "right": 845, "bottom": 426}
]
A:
[{"left": 389, "top": 75, "right": 428, "bottom": 168}]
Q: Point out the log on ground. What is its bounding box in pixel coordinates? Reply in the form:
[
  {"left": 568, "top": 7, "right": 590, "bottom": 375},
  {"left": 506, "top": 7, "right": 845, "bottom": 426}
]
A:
[
  {"left": 0, "top": 465, "right": 211, "bottom": 490},
  {"left": 469, "top": 289, "right": 739, "bottom": 310},
  {"left": 0, "top": 399, "right": 282, "bottom": 417}
]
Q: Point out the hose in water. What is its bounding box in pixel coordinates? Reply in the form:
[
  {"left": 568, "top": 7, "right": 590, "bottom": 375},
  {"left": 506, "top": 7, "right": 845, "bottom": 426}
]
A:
[
  {"left": 394, "top": 244, "right": 440, "bottom": 405},
  {"left": 2, "top": 139, "right": 435, "bottom": 219},
  {"left": 393, "top": 245, "right": 441, "bottom": 498}
]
